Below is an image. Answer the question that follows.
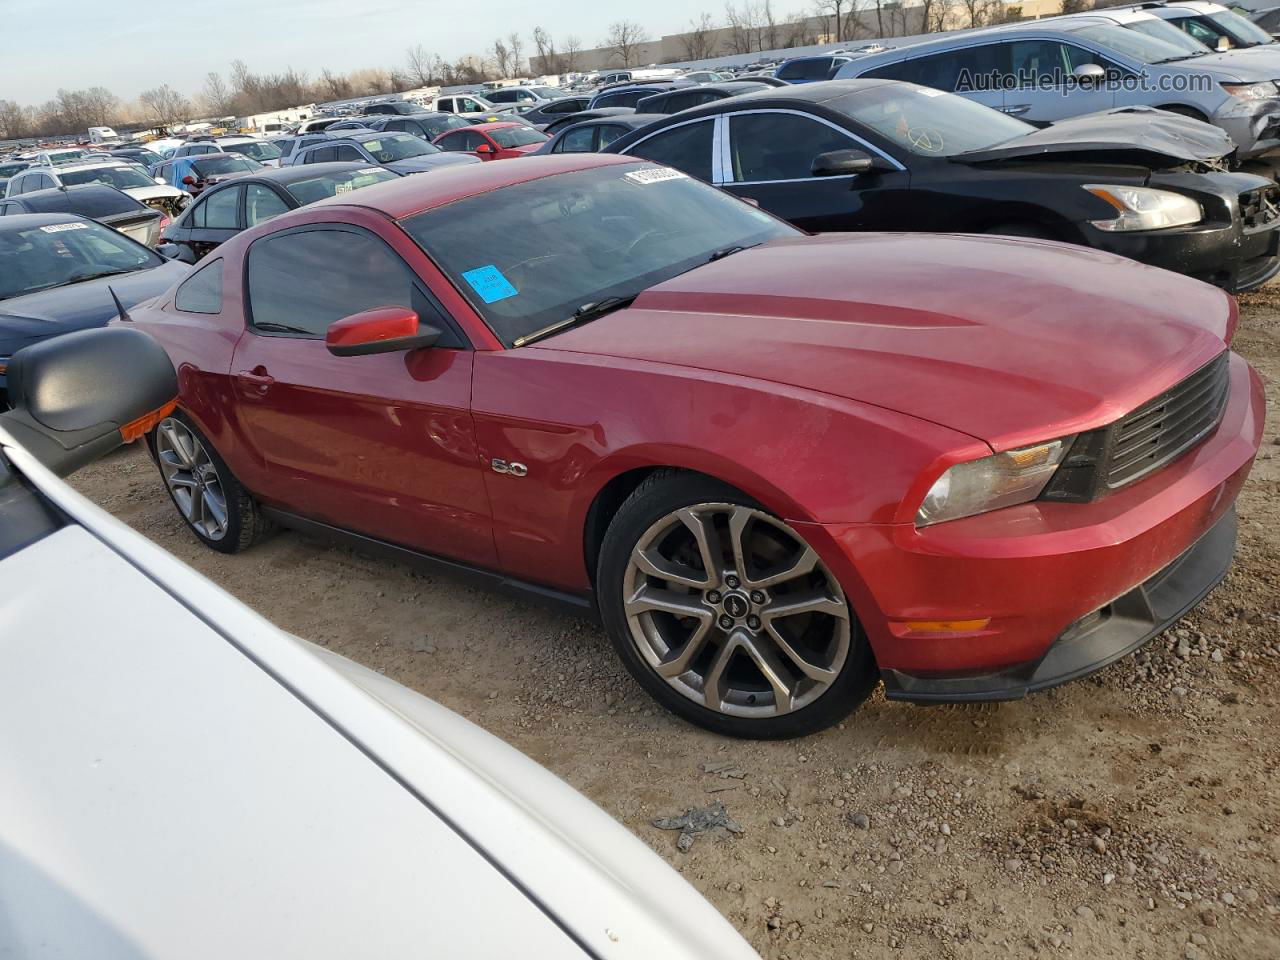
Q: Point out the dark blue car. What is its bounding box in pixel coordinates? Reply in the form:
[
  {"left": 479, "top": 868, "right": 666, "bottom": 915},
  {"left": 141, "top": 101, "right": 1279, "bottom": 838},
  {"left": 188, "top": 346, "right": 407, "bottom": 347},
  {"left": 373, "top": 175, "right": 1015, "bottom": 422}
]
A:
[
  {"left": 774, "top": 55, "right": 854, "bottom": 84},
  {"left": 0, "top": 214, "right": 188, "bottom": 400}
]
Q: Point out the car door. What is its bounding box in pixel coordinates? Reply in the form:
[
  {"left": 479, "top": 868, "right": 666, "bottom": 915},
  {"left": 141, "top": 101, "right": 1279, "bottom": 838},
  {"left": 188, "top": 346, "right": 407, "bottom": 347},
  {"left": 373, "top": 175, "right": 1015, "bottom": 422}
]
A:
[
  {"left": 228, "top": 223, "right": 495, "bottom": 566},
  {"left": 555, "top": 125, "right": 600, "bottom": 152},
  {"left": 183, "top": 183, "right": 244, "bottom": 258},
  {"left": 1002, "top": 38, "right": 1116, "bottom": 123},
  {"left": 618, "top": 117, "right": 717, "bottom": 182},
  {"left": 719, "top": 109, "right": 910, "bottom": 232}
]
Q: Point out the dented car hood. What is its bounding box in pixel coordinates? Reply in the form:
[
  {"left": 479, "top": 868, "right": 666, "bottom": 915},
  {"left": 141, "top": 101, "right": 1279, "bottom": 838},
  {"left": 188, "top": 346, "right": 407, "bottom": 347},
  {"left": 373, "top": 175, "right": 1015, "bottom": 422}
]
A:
[{"left": 954, "top": 107, "right": 1234, "bottom": 166}]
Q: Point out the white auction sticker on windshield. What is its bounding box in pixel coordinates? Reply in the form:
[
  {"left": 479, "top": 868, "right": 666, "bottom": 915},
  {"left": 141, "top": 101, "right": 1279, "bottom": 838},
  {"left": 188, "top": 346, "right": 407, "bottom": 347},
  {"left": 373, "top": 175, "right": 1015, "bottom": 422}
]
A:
[
  {"left": 40, "top": 222, "right": 89, "bottom": 233},
  {"left": 625, "top": 168, "right": 687, "bottom": 185}
]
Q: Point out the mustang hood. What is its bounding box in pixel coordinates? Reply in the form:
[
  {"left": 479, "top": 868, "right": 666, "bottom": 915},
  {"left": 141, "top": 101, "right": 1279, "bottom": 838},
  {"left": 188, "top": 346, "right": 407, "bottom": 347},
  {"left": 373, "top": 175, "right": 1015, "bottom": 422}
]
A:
[
  {"left": 955, "top": 106, "right": 1235, "bottom": 166},
  {"left": 0, "top": 259, "right": 188, "bottom": 355},
  {"left": 540, "top": 233, "right": 1232, "bottom": 450}
]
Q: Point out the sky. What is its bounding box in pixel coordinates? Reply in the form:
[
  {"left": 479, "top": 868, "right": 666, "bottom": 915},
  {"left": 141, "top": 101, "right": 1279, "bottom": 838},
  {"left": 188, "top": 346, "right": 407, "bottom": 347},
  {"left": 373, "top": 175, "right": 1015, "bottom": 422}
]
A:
[{"left": 5, "top": 0, "right": 702, "bottom": 106}]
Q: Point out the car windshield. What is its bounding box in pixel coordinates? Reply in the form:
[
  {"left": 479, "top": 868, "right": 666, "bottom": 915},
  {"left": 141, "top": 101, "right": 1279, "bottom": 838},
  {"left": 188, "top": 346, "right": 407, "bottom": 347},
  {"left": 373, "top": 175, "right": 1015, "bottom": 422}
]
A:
[
  {"left": 400, "top": 162, "right": 797, "bottom": 346},
  {"left": 421, "top": 115, "right": 470, "bottom": 137},
  {"left": 46, "top": 150, "right": 86, "bottom": 164},
  {"left": 225, "top": 141, "right": 283, "bottom": 161},
  {"left": 0, "top": 162, "right": 27, "bottom": 176},
  {"left": 1071, "top": 23, "right": 1194, "bottom": 62},
  {"left": 1127, "top": 17, "right": 1212, "bottom": 54},
  {"left": 489, "top": 126, "right": 549, "bottom": 148},
  {"left": 1208, "top": 9, "right": 1276, "bottom": 43},
  {"left": 123, "top": 149, "right": 162, "bottom": 165},
  {"left": 357, "top": 134, "right": 436, "bottom": 161},
  {"left": 191, "top": 154, "right": 261, "bottom": 176},
  {"left": 835, "top": 85, "right": 1033, "bottom": 157},
  {"left": 531, "top": 87, "right": 562, "bottom": 98},
  {"left": 0, "top": 220, "right": 160, "bottom": 300},
  {"left": 59, "top": 165, "right": 157, "bottom": 189},
  {"left": 284, "top": 167, "right": 399, "bottom": 205}
]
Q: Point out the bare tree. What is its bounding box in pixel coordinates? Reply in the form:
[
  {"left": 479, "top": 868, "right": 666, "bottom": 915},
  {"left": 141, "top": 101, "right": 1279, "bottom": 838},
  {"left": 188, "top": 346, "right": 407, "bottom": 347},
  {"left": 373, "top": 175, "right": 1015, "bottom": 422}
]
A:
[
  {"left": 0, "top": 99, "right": 28, "bottom": 139},
  {"left": 605, "top": 20, "right": 647, "bottom": 67},
  {"left": 562, "top": 35, "right": 584, "bottom": 71},
  {"left": 725, "top": 2, "right": 763, "bottom": 53},
  {"left": 83, "top": 87, "right": 119, "bottom": 126},
  {"left": 319, "top": 68, "right": 352, "bottom": 100},
  {"left": 491, "top": 37, "right": 514, "bottom": 77},
  {"left": 681, "top": 13, "right": 720, "bottom": 60},
  {"left": 761, "top": 1, "right": 784, "bottom": 49},
  {"left": 506, "top": 32, "right": 526, "bottom": 75},
  {"left": 532, "top": 26, "right": 561, "bottom": 73},
  {"left": 1060, "top": 0, "right": 1093, "bottom": 11},
  {"left": 405, "top": 44, "right": 434, "bottom": 86},
  {"left": 202, "top": 72, "right": 232, "bottom": 115},
  {"left": 139, "top": 84, "right": 192, "bottom": 127}
]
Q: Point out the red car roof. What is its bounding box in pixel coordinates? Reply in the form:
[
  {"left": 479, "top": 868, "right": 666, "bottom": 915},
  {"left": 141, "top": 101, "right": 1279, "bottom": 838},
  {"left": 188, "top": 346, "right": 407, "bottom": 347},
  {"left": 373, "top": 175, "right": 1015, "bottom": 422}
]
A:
[{"left": 313, "top": 153, "right": 641, "bottom": 219}]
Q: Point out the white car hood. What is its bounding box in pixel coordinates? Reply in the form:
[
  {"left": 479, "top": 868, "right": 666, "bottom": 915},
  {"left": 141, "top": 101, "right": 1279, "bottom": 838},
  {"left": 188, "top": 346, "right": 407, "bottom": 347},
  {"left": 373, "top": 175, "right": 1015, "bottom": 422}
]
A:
[
  {"left": 122, "top": 183, "right": 185, "bottom": 203},
  {"left": 0, "top": 435, "right": 760, "bottom": 960}
]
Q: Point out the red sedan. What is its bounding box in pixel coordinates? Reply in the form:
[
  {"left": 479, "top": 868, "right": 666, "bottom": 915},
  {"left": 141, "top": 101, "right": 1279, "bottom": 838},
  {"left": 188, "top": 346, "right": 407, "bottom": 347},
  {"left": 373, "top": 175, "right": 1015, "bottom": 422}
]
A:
[
  {"left": 432, "top": 121, "right": 549, "bottom": 161},
  {"left": 129, "top": 155, "right": 1264, "bottom": 739}
]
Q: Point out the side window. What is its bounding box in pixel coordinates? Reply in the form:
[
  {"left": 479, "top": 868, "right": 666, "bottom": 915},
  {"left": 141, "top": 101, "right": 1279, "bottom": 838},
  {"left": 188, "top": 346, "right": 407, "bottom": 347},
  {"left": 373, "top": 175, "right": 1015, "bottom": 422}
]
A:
[
  {"left": 245, "top": 184, "right": 290, "bottom": 226},
  {"left": 545, "top": 99, "right": 578, "bottom": 114},
  {"left": 776, "top": 61, "right": 808, "bottom": 82},
  {"left": 729, "top": 112, "right": 857, "bottom": 182},
  {"left": 806, "top": 58, "right": 834, "bottom": 81},
  {"left": 596, "top": 124, "right": 629, "bottom": 147},
  {"left": 625, "top": 119, "right": 715, "bottom": 181},
  {"left": 462, "top": 98, "right": 483, "bottom": 112},
  {"left": 307, "top": 146, "right": 337, "bottom": 163},
  {"left": 155, "top": 162, "right": 172, "bottom": 183},
  {"left": 36, "top": 174, "right": 55, "bottom": 191},
  {"left": 334, "top": 145, "right": 364, "bottom": 162},
  {"left": 437, "top": 132, "right": 463, "bottom": 151},
  {"left": 1008, "top": 40, "right": 1076, "bottom": 85},
  {"left": 246, "top": 228, "right": 459, "bottom": 344},
  {"left": 201, "top": 185, "right": 242, "bottom": 229},
  {"left": 386, "top": 119, "right": 409, "bottom": 132},
  {"left": 664, "top": 92, "right": 707, "bottom": 112},
  {"left": 559, "top": 126, "right": 598, "bottom": 152},
  {"left": 174, "top": 259, "right": 224, "bottom": 314}
]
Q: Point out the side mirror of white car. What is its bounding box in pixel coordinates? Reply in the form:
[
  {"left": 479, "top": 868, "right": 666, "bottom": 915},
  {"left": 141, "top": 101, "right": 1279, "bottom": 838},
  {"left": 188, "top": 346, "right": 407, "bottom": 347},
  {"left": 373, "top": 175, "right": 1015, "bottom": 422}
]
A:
[{"left": 0, "top": 328, "right": 177, "bottom": 476}]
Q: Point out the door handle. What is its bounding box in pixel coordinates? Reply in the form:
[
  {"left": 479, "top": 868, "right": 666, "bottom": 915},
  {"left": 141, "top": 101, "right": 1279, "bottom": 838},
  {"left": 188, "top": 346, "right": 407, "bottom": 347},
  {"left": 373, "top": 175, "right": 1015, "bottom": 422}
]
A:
[
  {"left": 234, "top": 367, "right": 274, "bottom": 397},
  {"left": 1001, "top": 104, "right": 1031, "bottom": 116}
]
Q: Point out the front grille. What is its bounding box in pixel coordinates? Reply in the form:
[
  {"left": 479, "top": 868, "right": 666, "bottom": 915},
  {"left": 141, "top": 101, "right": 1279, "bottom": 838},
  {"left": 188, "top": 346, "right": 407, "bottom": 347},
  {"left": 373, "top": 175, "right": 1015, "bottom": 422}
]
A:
[
  {"left": 1239, "top": 185, "right": 1280, "bottom": 233},
  {"left": 142, "top": 196, "right": 182, "bottom": 218},
  {"left": 1041, "top": 352, "right": 1230, "bottom": 503}
]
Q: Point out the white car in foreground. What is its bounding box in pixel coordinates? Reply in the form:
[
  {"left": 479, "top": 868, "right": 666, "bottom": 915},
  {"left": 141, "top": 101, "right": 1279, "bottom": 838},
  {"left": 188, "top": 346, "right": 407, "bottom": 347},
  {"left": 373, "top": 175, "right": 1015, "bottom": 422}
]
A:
[{"left": 0, "top": 328, "right": 758, "bottom": 960}]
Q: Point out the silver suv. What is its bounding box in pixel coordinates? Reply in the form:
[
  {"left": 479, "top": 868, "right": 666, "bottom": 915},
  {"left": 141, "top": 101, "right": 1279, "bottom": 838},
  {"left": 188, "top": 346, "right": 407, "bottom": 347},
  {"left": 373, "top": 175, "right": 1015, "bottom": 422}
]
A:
[{"left": 834, "top": 16, "right": 1280, "bottom": 158}]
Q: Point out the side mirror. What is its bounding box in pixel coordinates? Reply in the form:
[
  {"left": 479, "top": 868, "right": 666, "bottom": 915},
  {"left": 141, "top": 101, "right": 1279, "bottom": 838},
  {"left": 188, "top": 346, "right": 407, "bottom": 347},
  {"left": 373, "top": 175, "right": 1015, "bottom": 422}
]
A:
[
  {"left": 181, "top": 175, "right": 195, "bottom": 185},
  {"left": 0, "top": 327, "right": 177, "bottom": 477},
  {"left": 476, "top": 143, "right": 495, "bottom": 154},
  {"left": 1073, "top": 63, "right": 1106, "bottom": 81},
  {"left": 326, "top": 306, "right": 441, "bottom": 357},
  {"left": 1216, "top": 35, "right": 1231, "bottom": 51},
  {"left": 811, "top": 149, "right": 877, "bottom": 177}
]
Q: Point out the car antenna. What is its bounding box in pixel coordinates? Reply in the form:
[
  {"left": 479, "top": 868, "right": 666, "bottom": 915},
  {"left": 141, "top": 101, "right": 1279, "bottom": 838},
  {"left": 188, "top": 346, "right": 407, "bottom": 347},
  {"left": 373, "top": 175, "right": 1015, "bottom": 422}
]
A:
[{"left": 108, "top": 286, "right": 132, "bottom": 322}]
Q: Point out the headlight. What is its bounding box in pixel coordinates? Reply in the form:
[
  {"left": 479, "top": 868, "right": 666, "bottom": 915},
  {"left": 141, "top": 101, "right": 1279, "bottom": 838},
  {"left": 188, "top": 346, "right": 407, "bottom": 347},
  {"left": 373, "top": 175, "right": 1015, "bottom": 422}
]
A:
[
  {"left": 1084, "top": 185, "right": 1202, "bottom": 232},
  {"left": 916, "top": 438, "right": 1073, "bottom": 527},
  {"left": 1221, "top": 81, "right": 1279, "bottom": 100}
]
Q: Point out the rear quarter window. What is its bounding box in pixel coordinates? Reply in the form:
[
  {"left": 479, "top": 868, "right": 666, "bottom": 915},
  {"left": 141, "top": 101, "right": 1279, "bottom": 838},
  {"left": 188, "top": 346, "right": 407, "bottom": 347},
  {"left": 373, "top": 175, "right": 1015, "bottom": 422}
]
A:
[{"left": 174, "top": 259, "right": 224, "bottom": 314}]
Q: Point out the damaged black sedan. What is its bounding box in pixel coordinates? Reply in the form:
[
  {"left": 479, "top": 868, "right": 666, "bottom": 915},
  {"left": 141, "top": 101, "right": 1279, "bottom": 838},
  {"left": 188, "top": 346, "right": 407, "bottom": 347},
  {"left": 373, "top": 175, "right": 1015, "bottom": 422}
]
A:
[{"left": 605, "top": 79, "right": 1280, "bottom": 292}]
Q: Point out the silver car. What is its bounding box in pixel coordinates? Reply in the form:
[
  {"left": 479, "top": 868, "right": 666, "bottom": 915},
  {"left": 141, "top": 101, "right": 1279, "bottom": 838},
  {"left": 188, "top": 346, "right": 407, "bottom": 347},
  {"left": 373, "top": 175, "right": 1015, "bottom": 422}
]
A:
[{"left": 834, "top": 15, "right": 1280, "bottom": 158}]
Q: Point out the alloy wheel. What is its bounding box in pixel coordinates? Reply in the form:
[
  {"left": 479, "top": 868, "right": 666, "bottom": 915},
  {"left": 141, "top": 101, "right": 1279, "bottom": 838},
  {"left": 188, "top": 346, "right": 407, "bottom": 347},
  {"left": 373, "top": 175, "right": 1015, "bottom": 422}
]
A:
[
  {"left": 623, "top": 503, "right": 851, "bottom": 718},
  {"left": 155, "top": 417, "right": 229, "bottom": 541}
]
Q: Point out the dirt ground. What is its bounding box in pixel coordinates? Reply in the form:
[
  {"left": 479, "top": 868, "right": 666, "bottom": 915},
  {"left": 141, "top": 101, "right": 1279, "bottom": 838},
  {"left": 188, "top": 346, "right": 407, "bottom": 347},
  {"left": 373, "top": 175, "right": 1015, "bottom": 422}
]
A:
[{"left": 72, "top": 293, "right": 1280, "bottom": 959}]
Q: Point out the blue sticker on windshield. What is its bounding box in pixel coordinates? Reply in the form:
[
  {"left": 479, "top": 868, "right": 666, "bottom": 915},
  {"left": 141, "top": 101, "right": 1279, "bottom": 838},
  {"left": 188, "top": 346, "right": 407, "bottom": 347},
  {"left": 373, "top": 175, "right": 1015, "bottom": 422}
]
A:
[{"left": 462, "top": 265, "right": 517, "bottom": 304}]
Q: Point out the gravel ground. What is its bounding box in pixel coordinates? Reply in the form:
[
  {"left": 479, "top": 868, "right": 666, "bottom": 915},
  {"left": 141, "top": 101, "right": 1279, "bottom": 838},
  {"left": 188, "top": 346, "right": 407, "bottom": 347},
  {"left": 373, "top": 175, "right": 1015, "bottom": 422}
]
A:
[{"left": 71, "top": 293, "right": 1280, "bottom": 959}]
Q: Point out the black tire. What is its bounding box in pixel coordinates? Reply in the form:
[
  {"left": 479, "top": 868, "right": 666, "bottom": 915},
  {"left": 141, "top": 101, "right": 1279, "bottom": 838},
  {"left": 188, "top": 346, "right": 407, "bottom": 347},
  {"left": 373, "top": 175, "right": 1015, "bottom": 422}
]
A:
[
  {"left": 148, "top": 411, "right": 272, "bottom": 554},
  {"left": 597, "top": 469, "right": 878, "bottom": 739}
]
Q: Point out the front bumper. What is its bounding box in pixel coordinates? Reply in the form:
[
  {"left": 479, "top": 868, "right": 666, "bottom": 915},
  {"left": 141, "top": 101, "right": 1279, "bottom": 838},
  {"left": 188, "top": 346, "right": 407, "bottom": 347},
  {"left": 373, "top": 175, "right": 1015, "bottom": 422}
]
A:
[
  {"left": 1080, "top": 172, "right": 1280, "bottom": 294},
  {"left": 1217, "top": 100, "right": 1280, "bottom": 160},
  {"left": 797, "top": 353, "right": 1264, "bottom": 703},
  {"left": 881, "top": 507, "right": 1236, "bottom": 702}
]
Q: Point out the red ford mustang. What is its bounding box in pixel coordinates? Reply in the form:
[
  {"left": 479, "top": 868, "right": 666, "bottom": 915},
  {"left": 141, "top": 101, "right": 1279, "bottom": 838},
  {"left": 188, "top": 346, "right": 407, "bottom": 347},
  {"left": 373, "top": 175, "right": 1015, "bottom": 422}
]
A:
[
  {"left": 128, "top": 154, "right": 1264, "bottom": 738},
  {"left": 433, "top": 121, "right": 549, "bottom": 161}
]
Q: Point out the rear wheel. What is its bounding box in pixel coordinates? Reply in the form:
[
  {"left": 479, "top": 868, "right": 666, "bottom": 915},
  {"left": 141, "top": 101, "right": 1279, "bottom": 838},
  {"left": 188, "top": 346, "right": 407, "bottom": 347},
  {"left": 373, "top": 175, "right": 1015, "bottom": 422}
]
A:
[
  {"left": 151, "top": 413, "right": 270, "bottom": 554},
  {"left": 597, "top": 471, "right": 878, "bottom": 739}
]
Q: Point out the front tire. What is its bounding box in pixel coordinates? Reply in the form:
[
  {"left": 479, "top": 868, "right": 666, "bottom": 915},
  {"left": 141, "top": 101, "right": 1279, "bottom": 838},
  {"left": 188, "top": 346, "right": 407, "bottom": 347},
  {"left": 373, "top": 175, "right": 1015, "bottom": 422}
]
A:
[
  {"left": 597, "top": 470, "right": 878, "bottom": 739},
  {"left": 150, "top": 413, "right": 271, "bottom": 554}
]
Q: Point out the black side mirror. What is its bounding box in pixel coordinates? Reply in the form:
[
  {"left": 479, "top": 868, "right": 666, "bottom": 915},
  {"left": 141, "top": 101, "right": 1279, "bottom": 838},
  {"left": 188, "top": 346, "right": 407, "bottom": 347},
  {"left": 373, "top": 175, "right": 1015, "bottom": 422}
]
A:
[
  {"left": 811, "top": 149, "right": 878, "bottom": 177},
  {"left": 0, "top": 328, "right": 177, "bottom": 476}
]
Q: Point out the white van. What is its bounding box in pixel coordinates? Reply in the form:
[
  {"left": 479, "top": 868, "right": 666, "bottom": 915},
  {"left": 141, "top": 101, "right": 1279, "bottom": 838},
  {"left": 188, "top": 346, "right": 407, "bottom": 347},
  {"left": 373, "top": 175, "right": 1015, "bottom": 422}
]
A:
[{"left": 87, "top": 126, "right": 121, "bottom": 144}]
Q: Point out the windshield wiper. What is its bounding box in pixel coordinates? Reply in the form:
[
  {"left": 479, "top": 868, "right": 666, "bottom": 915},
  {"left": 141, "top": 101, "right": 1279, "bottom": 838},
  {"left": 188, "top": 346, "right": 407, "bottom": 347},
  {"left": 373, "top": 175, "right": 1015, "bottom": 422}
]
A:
[
  {"left": 513, "top": 295, "right": 638, "bottom": 347},
  {"left": 254, "top": 321, "right": 315, "bottom": 335},
  {"left": 64, "top": 268, "right": 140, "bottom": 286},
  {"left": 706, "top": 242, "right": 760, "bottom": 263},
  {"left": 1155, "top": 54, "right": 1199, "bottom": 63}
]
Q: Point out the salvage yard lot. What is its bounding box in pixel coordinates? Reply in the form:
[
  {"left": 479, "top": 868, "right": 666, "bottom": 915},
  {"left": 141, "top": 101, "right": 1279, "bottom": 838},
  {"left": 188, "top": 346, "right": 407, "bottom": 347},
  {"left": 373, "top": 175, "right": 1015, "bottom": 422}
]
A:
[{"left": 75, "top": 295, "right": 1279, "bottom": 959}]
